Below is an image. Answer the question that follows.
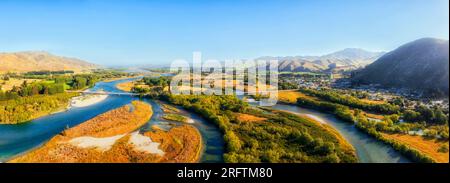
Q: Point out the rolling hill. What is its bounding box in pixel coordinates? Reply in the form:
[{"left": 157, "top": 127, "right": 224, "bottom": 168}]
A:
[
  {"left": 259, "top": 48, "right": 384, "bottom": 72},
  {"left": 353, "top": 38, "right": 449, "bottom": 95},
  {"left": 0, "top": 51, "right": 99, "bottom": 73}
]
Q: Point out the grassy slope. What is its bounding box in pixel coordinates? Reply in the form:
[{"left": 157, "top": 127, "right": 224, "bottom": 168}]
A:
[{"left": 381, "top": 133, "right": 449, "bottom": 163}]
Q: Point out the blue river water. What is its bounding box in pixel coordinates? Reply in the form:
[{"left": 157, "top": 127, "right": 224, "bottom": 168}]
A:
[
  {"left": 0, "top": 78, "right": 411, "bottom": 163},
  {"left": 0, "top": 78, "right": 224, "bottom": 162},
  {"left": 271, "top": 104, "right": 411, "bottom": 163}
]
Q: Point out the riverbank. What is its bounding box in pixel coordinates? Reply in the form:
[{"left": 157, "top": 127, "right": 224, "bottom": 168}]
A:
[
  {"left": 165, "top": 94, "right": 358, "bottom": 163},
  {"left": 102, "top": 76, "right": 141, "bottom": 83},
  {"left": 271, "top": 104, "right": 411, "bottom": 163},
  {"left": 116, "top": 81, "right": 135, "bottom": 92},
  {"left": 381, "top": 133, "right": 449, "bottom": 163},
  {"left": 0, "top": 93, "right": 79, "bottom": 124},
  {"left": 162, "top": 113, "right": 194, "bottom": 123},
  {"left": 278, "top": 90, "right": 435, "bottom": 162},
  {"left": 9, "top": 100, "right": 203, "bottom": 163},
  {"left": 145, "top": 125, "right": 203, "bottom": 162},
  {"left": 69, "top": 93, "right": 108, "bottom": 108},
  {"left": 10, "top": 101, "right": 153, "bottom": 162}
]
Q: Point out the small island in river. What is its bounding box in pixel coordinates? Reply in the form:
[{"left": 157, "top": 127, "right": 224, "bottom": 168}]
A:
[{"left": 10, "top": 100, "right": 203, "bottom": 163}]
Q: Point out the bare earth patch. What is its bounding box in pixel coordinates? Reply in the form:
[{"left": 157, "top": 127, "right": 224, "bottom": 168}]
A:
[
  {"left": 10, "top": 101, "right": 203, "bottom": 163},
  {"left": 69, "top": 135, "right": 126, "bottom": 152},
  {"left": 237, "top": 113, "right": 267, "bottom": 123},
  {"left": 70, "top": 94, "right": 108, "bottom": 108},
  {"left": 129, "top": 132, "right": 165, "bottom": 156},
  {"left": 10, "top": 101, "right": 153, "bottom": 163}
]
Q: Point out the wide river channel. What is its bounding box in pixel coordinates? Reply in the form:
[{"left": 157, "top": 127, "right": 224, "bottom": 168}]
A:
[
  {"left": 0, "top": 78, "right": 224, "bottom": 162},
  {"left": 0, "top": 78, "right": 410, "bottom": 163},
  {"left": 271, "top": 104, "right": 411, "bottom": 163}
]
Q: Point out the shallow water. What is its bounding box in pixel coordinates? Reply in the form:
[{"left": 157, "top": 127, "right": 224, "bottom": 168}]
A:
[
  {"left": 271, "top": 104, "right": 411, "bottom": 163},
  {"left": 0, "top": 78, "right": 411, "bottom": 163},
  {"left": 0, "top": 78, "right": 224, "bottom": 162}
]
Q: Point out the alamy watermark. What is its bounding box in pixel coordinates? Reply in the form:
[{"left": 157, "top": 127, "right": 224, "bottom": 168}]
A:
[{"left": 169, "top": 52, "right": 279, "bottom": 106}]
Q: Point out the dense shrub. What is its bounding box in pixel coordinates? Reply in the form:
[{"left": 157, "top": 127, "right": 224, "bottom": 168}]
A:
[
  {"left": 299, "top": 88, "right": 400, "bottom": 114},
  {"left": 0, "top": 93, "right": 78, "bottom": 124},
  {"left": 165, "top": 94, "right": 358, "bottom": 163}
]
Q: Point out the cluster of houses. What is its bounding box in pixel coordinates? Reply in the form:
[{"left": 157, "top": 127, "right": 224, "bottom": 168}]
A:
[
  {"left": 281, "top": 74, "right": 449, "bottom": 112},
  {"left": 281, "top": 73, "right": 333, "bottom": 89}
]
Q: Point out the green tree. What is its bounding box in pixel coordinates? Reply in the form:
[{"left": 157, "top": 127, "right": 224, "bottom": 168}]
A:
[
  {"left": 403, "top": 110, "right": 420, "bottom": 122},
  {"left": 224, "top": 131, "right": 242, "bottom": 152},
  {"left": 433, "top": 109, "right": 448, "bottom": 125}
]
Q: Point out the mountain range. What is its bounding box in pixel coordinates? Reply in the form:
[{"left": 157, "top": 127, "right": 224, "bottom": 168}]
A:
[
  {"left": 258, "top": 48, "right": 385, "bottom": 72},
  {"left": 0, "top": 51, "right": 99, "bottom": 73},
  {"left": 353, "top": 38, "right": 449, "bottom": 95}
]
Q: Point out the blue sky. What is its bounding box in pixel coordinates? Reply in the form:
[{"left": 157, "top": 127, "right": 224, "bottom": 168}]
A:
[{"left": 0, "top": 0, "right": 448, "bottom": 66}]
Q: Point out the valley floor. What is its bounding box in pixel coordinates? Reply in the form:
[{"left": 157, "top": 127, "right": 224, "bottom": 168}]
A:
[
  {"left": 381, "top": 133, "right": 449, "bottom": 163},
  {"left": 278, "top": 89, "right": 449, "bottom": 163},
  {"left": 9, "top": 101, "right": 203, "bottom": 163}
]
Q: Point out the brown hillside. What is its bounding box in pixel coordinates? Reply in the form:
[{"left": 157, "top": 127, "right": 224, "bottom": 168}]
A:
[{"left": 0, "top": 51, "right": 98, "bottom": 73}]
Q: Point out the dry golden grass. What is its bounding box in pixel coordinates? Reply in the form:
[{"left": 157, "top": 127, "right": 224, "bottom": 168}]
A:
[
  {"left": 151, "top": 125, "right": 164, "bottom": 131},
  {"left": 381, "top": 133, "right": 449, "bottom": 163},
  {"left": 363, "top": 112, "right": 385, "bottom": 120},
  {"left": 10, "top": 101, "right": 153, "bottom": 163},
  {"left": 64, "top": 101, "right": 152, "bottom": 138},
  {"left": 135, "top": 84, "right": 150, "bottom": 89},
  {"left": 0, "top": 78, "right": 41, "bottom": 91},
  {"left": 10, "top": 134, "right": 163, "bottom": 163},
  {"left": 115, "top": 81, "right": 135, "bottom": 92},
  {"left": 278, "top": 90, "right": 319, "bottom": 104},
  {"left": 349, "top": 110, "right": 385, "bottom": 120},
  {"left": 163, "top": 86, "right": 169, "bottom": 92},
  {"left": 236, "top": 113, "right": 267, "bottom": 123},
  {"left": 145, "top": 125, "right": 202, "bottom": 163},
  {"left": 0, "top": 52, "right": 97, "bottom": 73},
  {"left": 360, "top": 99, "right": 386, "bottom": 105},
  {"left": 160, "top": 103, "right": 180, "bottom": 113},
  {"left": 10, "top": 101, "right": 203, "bottom": 163}
]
